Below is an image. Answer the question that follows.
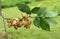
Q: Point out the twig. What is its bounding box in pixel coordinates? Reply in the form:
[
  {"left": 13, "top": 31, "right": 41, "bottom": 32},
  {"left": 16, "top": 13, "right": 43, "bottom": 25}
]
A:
[
  {"left": 1, "top": 15, "right": 8, "bottom": 39},
  {"left": 0, "top": 0, "right": 8, "bottom": 39}
]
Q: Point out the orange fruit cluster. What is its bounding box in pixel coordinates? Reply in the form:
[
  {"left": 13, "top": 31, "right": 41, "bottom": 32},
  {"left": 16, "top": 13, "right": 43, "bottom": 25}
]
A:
[{"left": 6, "top": 13, "right": 32, "bottom": 29}]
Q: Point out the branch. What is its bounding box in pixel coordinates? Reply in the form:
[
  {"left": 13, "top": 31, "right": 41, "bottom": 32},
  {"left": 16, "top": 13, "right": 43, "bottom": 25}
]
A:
[
  {"left": 0, "top": 0, "right": 8, "bottom": 39},
  {"left": 1, "top": 15, "right": 8, "bottom": 39}
]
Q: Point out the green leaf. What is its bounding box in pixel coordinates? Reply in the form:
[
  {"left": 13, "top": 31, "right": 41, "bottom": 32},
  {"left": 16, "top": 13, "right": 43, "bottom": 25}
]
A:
[
  {"left": 17, "top": 4, "right": 31, "bottom": 14},
  {"left": 47, "top": 19, "right": 57, "bottom": 26},
  {"left": 33, "top": 17, "right": 40, "bottom": 28},
  {"left": 31, "top": 7, "right": 40, "bottom": 13},
  {"left": 45, "top": 12, "right": 58, "bottom": 17},
  {"left": 40, "top": 17, "right": 50, "bottom": 31},
  {"left": 37, "top": 7, "right": 46, "bottom": 16}
]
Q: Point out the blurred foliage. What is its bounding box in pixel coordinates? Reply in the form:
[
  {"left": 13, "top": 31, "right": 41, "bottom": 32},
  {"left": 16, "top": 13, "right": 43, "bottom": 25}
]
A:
[{"left": 1, "top": 0, "right": 42, "bottom": 8}]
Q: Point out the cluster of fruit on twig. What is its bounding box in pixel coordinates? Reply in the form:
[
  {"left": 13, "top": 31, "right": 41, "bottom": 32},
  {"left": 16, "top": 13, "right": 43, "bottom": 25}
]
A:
[{"left": 6, "top": 13, "right": 32, "bottom": 29}]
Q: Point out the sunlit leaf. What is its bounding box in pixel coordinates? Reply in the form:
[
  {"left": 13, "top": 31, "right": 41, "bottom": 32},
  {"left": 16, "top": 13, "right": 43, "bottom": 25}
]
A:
[
  {"left": 45, "top": 12, "right": 58, "bottom": 17},
  {"left": 47, "top": 19, "right": 57, "bottom": 26}
]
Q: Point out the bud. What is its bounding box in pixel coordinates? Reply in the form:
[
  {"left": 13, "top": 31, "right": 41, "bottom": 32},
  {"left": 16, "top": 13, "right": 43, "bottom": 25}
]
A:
[
  {"left": 22, "top": 13, "right": 29, "bottom": 19},
  {"left": 23, "top": 20, "right": 31, "bottom": 29},
  {"left": 14, "top": 26, "right": 18, "bottom": 29},
  {"left": 8, "top": 23, "right": 12, "bottom": 28},
  {"left": 12, "top": 20, "right": 17, "bottom": 26},
  {"left": 17, "top": 22, "right": 23, "bottom": 27},
  {"left": 24, "top": 25, "right": 30, "bottom": 29},
  {"left": 7, "top": 18, "right": 13, "bottom": 23}
]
